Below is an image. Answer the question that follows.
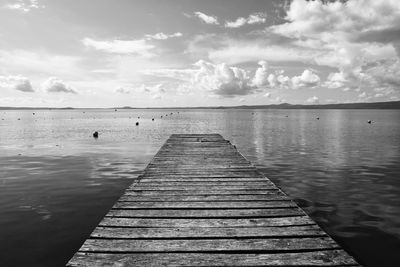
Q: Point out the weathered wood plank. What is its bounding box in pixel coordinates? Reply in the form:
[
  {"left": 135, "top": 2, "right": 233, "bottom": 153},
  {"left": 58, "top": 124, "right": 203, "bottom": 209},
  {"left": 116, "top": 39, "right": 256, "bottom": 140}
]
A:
[
  {"left": 133, "top": 182, "right": 274, "bottom": 187},
  {"left": 99, "top": 216, "right": 315, "bottom": 228},
  {"left": 119, "top": 194, "right": 287, "bottom": 202},
  {"left": 79, "top": 237, "right": 339, "bottom": 253},
  {"left": 112, "top": 200, "right": 296, "bottom": 209},
  {"left": 128, "top": 186, "right": 277, "bottom": 191},
  {"left": 124, "top": 189, "right": 280, "bottom": 195},
  {"left": 91, "top": 225, "right": 326, "bottom": 239},
  {"left": 68, "top": 250, "right": 358, "bottom": 266},
  {"left": 106, "top": 208, "right": 305, "bottom": 218}
]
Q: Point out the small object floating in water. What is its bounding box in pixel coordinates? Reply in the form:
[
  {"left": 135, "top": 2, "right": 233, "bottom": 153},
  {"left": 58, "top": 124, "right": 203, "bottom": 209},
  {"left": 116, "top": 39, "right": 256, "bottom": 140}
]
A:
[
  {"left": 17, "top": 118, "right": 20, "bottom": 120},
  {"left": 368, "top": 120, "right": 372, "bottom": 124},
  {"left": 136, "top": 122, "right": 139, "bottom": 126},
  {"left": 32, "top": 113, "right": 35, "bottom": 115},
  {"left": 152, "top": 118, "right": 154, "bottom": 121},
  {"left": 285, "top": 115, "right": 288, "bottom": 117},
  {"left": 138, "top": 116, "right": 140, "bottom": 119},
  {"left": 316, "top": 117, "right": 320, "bottom": 120},
  {"left": 115, "top": 109, "right": 117, "bottom": 112},
  {"left": 93, "top": 131, "right": 99, "bottom": 138},
  {"left": 161, "top": 115, "right": 163, "bottom": 118}
]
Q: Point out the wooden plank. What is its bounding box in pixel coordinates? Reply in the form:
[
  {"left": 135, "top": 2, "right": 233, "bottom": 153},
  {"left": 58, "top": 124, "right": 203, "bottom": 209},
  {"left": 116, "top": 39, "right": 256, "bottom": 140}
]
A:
[
  {"left": 99, "top": 216, "right": 315, "bottom": 228},
  {"left": 79, "top": 237, "right": 339, "bottom": 253},
  {"left": 128, "top": 186, "right": 277, "bottom": 191},
  {"left": 112, "top": 201, "right": 296, "bottom": 209},
  {"left": 106, "top": 208, "right": 305, "bottom": 218},
  {"left": 124, "top": 189, "right": 280, "bottom": 195},
  {"left": 68, "top": 250, "right": 359, "bottom": 266},
  {"left": 118, "top": 194, "right": 287, "bottom": 202},
  {"left": 91, "top": 225, "right": 326, "bottom": 239}
]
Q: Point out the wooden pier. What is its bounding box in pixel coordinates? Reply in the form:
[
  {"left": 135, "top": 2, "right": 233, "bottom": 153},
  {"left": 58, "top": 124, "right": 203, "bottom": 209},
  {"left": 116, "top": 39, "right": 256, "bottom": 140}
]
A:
[{"left": 68, "top": 134, "right": 359, "bottom": 266}]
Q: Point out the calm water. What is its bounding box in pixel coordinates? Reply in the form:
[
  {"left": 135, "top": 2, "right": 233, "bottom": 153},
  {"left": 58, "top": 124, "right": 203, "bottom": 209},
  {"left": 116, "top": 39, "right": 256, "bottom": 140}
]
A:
[{"left": 0, "top": 109, "right": 399, "bottom": 266}]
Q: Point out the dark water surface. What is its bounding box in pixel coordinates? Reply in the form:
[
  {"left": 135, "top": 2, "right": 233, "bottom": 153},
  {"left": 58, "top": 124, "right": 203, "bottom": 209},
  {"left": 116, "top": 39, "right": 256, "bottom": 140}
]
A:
[{"left": 0, "top": 109, "right": 399, "bottom": 266}]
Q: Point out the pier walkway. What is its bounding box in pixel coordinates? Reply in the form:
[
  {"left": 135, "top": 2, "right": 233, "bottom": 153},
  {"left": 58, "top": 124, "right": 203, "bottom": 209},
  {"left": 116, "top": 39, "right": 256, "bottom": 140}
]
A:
[{"left": 68, "top": 134, "right": 359, "bottom": 266}]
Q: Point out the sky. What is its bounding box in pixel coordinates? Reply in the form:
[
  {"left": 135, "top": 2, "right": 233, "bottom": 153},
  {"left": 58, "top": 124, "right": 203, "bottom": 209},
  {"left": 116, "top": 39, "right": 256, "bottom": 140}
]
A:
[{"left": 0, "top": 0, "right": 399, "bottom": 108}]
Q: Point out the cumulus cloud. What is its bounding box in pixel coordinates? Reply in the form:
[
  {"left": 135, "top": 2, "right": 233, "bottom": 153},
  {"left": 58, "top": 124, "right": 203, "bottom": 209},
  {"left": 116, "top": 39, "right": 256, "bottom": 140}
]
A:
[
  {"left": 251, "top": 60, "right": 269, "bottom": 87},
  {"left": 82, "top": 38, "right": 155, "bottom": 57},
  {"left": 145, "top": 32, "right": 183, "bottom": 40},
  {"left": 145, "top": 60, "right": 257, "bottom": 97},
  {"left": 306, "top": 96, "right": 319, "bottom": 104},
  {"left": 3, "top": 0, "right": 42, "bottom": 12},
  {"left": 323, "top": 72, "right": 347, "bottom": 89},
  {"left": 291, "top": 69, "right": 320, "bottom": 89},
  {"left": 251, "top": 61, "right": 290, "bottom": 89},
  {"left": 194, "top": 12, "right": 219, "bottom": 25},
  {"left": 268, "top": 71, "right": 290, "bottom": 89},
  {"left": 0, "top": 75, "right": 34, "bottom": 92},
  {"left": 269, "top": 0, "right": 400, "bottom": 94},
  {"left": 146, "top": 60, "right": 326, "bottom": 96},
  {"left": 225, "top": 13, "right": 267, "bottom": 28},
  {"left": 42, "top": 77, "right": 77, "bottom": 94}
]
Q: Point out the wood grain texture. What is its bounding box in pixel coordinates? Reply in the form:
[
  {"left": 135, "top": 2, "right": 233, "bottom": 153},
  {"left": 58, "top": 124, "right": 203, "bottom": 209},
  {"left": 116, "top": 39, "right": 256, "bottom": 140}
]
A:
[
  {"left": 67, "top": 134, "right": 358, "bottom": 266},
  {"left": 68, "top": 250, "right": 359, "bottom": 267}
]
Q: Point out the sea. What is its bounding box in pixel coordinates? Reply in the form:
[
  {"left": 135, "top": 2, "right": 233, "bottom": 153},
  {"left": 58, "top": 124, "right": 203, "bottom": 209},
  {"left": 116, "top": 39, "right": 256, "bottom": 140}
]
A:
[{"left": 0, "top": 108, "right": 399, "bottom": 266}]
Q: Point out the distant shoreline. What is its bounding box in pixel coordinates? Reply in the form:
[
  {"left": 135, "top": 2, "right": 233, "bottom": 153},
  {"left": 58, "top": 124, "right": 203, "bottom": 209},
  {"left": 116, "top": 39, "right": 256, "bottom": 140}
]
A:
[{"left": 1, "top": 100, "right": 400, "bottom": 110}]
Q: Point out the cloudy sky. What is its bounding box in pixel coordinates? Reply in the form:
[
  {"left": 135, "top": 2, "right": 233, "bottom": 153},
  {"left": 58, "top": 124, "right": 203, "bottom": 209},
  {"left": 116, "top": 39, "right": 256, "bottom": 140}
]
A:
[{"left": 0, "top": 0, "right": 399, "bottom": 107}]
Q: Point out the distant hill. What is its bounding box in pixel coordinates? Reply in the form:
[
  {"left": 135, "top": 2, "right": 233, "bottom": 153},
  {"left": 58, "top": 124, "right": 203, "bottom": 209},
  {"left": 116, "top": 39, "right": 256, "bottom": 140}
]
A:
[
  {"left": 116, "top": 101, "right": 400, "bottom": 109},
  {"left": 1, "top": 101, "right": 400, "bottom": 110},
  {"left": 217, "top": 101, "right": 400, "bottom": 109}
]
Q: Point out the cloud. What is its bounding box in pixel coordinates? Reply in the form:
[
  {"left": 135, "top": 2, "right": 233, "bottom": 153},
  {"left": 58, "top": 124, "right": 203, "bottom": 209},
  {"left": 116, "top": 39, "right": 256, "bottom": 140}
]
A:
[
  {"left": 247, "top": 13, "right": 267, "bottom": 25},
  {"left": 225, "top": 13, "right": 267, "bottom": 28},
  {"left": 82, "top": 38, "right": 155, "bottom": 57},
  {"left": 115, "top": 87, "right": 131, "bottom": 94},
  {"left": 194, "top": 12, "right": 219, "bottom": 25},
  {"left": 42, "top": 77, "right": 77, "bottom": 94},
  {"left": 268, "top": 0, "right": 400, "bottom": 94},
  {"left": 251, "top": 60, "right": 269, "bottom": 87},
  {"left": 291, "top": 69, "right": 320, "bottom": 89},
  {"left": 208, "top": 41, "right": 320, "bottom": 65},
  {"left": 323, "top": 72, "right": 347, "bottom": 89},
  {"left": 3, "top": 0, "right": 42, "bottom": 12},
  {"left": 145, "top": 32, "right": 183, "bottom": 40},
  {"left": 250, "top": 61, "right": 290, "bottom": 89},
  {"left": 268, "top": 70, "right": 290, "bottom": 89},
  {"left": 272, "top": 0, "right": 400, "bottom": 42},
  {"left": 0, "top": 75, "right": 34, "bottom": 92},
  {"left": 145, "top": 60, "right": 258, "bottom": 97},
  {"left": 0, "top": 50, "right": 82, "bottom": 78},
  {"left": 306, "top": 96, "right": 319, "bottom": 104}
]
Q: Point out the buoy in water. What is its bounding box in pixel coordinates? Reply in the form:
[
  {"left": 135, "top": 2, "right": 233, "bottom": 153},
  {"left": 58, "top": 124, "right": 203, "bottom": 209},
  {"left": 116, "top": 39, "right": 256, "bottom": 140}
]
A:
[
  {"left": 368, "top": 120, "right": 372, "bottom": 124},
  {"left": 136, "top": 122, "right": 139, "bottom": 126},
  {"left": 93, "top": 131, "right": 99, "bottom": 138},
  {"left": 316, "top": 117, "right": 320, "bottom": 120},
  {"left": 152, "top": 118, "right": 154, "bottom": 121}
]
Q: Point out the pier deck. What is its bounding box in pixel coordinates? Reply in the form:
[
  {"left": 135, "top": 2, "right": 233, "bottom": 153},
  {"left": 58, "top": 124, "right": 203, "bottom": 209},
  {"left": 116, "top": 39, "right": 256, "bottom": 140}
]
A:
[{"left": 68, "top": 134, "right": 359, "bottom": 266}]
